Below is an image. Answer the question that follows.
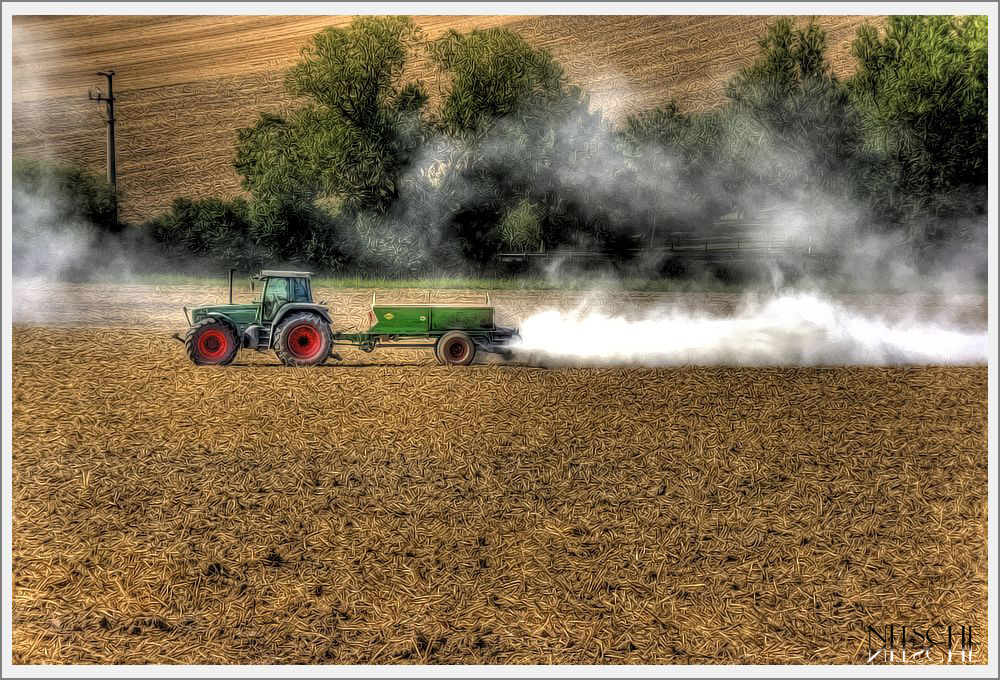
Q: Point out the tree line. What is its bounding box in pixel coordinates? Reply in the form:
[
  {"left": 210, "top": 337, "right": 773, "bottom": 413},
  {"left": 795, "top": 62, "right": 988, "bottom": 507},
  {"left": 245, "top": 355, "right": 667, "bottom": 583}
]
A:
[{"left": 13, "top": 15, "right": 988, "bottom": 280}]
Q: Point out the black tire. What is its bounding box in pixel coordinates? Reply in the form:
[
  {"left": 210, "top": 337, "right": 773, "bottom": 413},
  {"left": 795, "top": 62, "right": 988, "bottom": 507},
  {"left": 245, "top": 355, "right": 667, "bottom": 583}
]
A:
[
  {"left": 274, "top": 312, "right": 332, "bottom": 367},
  {"left": 436, "top": 331, "right": 476, "bottom": 366},
  {"left": 185, "top": 317, "right": 239, "bottom": 366}
]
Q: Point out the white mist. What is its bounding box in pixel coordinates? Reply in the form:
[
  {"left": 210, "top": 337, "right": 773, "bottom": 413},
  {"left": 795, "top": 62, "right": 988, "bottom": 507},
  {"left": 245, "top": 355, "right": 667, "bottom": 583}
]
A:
[{"left": 513, "top": 293, "right": 987, "bottom": 366}]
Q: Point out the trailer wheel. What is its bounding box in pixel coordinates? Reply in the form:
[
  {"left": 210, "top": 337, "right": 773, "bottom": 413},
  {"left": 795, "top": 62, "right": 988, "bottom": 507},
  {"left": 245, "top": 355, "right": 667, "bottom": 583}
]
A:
[
  {"left": 185, "top": 317, "right": 238, "bottom": 366},
  {"left": 436, "top": 331, "right": 476, "bottom": 366},
  {"left": 274, "top": 312, "right": 332, "bottom": 366}
]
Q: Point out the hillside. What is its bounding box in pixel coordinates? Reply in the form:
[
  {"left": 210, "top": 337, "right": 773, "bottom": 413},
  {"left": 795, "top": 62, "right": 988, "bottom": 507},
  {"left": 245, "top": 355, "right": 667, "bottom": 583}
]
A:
[{"left": 12, "top": 15, "right": 881, "bottom": 223}]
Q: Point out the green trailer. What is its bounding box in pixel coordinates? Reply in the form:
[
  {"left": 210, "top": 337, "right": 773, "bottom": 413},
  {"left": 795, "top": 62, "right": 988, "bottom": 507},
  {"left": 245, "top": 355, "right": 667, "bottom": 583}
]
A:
[{"left": 174, "top": 270, "right": 519, "bottom": 366}]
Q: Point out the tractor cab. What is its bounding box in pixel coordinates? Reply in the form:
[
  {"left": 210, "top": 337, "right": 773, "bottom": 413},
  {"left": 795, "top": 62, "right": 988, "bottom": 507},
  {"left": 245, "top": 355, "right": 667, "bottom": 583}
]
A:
[{"left": 254, "top": 270, "right": 314, "bottom": 322}]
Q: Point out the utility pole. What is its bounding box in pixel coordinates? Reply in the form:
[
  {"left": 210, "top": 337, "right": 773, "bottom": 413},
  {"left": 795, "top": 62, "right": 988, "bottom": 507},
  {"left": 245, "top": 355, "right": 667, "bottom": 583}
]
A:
[{"left": 88, "top": 70, "right": 117, "bottom": 221}]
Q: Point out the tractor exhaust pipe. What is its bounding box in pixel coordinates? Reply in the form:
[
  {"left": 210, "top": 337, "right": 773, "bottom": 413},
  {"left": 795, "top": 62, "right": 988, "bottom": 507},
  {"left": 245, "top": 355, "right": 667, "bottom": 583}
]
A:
[{"left": 229, "top": 268, "right": 235, "bottom": 304}]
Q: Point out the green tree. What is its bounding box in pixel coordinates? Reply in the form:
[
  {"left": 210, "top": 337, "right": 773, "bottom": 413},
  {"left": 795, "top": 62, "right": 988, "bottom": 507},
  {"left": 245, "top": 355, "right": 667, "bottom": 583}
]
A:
[
  {"left": 426, "top": 28, "right": 635, "bottom": 269},
  {"left": 849, "top": 15, "right": 987, "bottom": 229},
  {"left": 430, "top": 27, "right": 576, "bottom": 136},
  {"left": 726, "top": 18, "right": 832, "bottom": 107},
  {"left": 620, "top": 102, "right": 723, "bottom": 230},
  {"left": 723, "top": 18, "right": 863, "bottom": 212},
  {"left": 233, "top": 113, "right": 314, "bottom": 206},
  {"left": 234, "top": 16, "right": 428, "bottom": 215},
  {"left": 621, "top": 20, "right": 865, "bottom": 238}
]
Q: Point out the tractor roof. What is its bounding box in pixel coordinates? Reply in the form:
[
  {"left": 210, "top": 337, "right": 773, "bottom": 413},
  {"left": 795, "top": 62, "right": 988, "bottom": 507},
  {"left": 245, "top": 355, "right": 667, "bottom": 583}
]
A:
[{"left": 259, "top": 270, "right": 312, "bottom": 278}]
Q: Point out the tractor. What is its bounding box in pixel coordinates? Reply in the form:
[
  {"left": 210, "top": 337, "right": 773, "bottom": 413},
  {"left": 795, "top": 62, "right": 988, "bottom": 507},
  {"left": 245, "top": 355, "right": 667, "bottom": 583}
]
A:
[{"left": 177, "top": 270, "right": 519, "bottom": 366}]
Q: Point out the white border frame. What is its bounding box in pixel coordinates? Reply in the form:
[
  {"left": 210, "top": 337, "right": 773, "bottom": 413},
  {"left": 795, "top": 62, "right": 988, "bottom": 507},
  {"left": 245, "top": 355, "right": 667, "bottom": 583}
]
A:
[{"left": 2, "top": 2, "right": 997, "bottom": 678}]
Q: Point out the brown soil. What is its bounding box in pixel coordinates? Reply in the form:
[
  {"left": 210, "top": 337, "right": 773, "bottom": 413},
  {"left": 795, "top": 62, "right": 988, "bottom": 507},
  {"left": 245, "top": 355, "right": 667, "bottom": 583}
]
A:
[
  {"left": 10, "top": 286, "right": 988, "bottom": 664},
  {"left": 12, "top": 15, "right": 881, "bottom": 223}
]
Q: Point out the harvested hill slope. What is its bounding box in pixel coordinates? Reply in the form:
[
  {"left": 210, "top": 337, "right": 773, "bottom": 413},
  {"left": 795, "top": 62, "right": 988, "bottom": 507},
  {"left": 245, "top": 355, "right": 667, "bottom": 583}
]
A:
[{"left": 12, "top": 15, "right": 880, "bottom": 222}]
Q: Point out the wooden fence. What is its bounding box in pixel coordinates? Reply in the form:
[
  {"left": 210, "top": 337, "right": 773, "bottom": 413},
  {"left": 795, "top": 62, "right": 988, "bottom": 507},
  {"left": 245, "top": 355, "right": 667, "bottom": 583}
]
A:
[{"left": 497, "top": 233, "right": 821, "bottom": 267}]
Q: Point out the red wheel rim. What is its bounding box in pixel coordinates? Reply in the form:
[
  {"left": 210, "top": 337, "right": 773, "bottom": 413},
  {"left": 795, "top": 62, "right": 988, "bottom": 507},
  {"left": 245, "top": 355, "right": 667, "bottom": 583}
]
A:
[
  {"left": 288, "top": 324, "right": 323, "bottom": 360},
  {"left": 446, "top": 338, "right": 469, "bottom": 362},
  {"left": 197, "top": 328, "right": 229, "bottom": 361}
]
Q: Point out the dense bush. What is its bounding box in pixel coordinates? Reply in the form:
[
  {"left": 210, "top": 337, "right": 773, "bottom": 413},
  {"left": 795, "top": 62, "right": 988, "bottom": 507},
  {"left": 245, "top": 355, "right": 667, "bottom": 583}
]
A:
[
  {"left": 143, "top": 197, "right": 266, "bottom": 271},
  {"left": 13, "top": 158, "right": 121, "bottom": 233}
]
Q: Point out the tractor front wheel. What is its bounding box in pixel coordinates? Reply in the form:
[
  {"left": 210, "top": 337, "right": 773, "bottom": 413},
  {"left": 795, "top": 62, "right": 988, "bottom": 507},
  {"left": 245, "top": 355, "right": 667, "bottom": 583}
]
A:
[
  {"left": 274, "top": 312, "right": 332, "bottom": 367},
  {"left": 436, "top": 331, "right": 476, "bottom": 366},
  {"left": 185, "top": 318, "right": 239, "bottom": 366}
]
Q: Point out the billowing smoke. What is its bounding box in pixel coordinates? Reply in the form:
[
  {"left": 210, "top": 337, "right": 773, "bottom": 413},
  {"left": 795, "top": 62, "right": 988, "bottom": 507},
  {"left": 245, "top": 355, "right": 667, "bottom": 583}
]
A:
[
  {"left": 513, "top": 293, "right": 988, "bottom": 366},
  {"left": 349, "top": 82, "right": 986, "bottom": 296},
  {"left": 11, "top": 170, "right": 177, "bottom": 324}
]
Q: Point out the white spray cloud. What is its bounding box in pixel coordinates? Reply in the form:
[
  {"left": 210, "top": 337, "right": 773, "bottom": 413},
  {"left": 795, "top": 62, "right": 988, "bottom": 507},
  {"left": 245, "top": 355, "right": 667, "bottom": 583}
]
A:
[
  {"left": 11, "top": 173, "right": 180, "bottom": 324},
  {"left": 513, "top": 293, "right": 987, "bottom": 366}
]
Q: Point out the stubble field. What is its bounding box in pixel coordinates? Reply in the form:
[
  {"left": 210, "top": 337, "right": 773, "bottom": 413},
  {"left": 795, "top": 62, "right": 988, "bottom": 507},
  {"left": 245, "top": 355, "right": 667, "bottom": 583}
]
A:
[{"left": 11, "top": 285, "right": 989, "bottom": 664}]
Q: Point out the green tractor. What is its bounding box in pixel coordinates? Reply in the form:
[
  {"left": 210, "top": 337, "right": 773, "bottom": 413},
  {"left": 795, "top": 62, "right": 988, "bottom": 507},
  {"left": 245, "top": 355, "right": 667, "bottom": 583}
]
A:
[
  {"left": 178, "top": 270, "right": 519, "bottom": 367},
  {"left": 180, "top": 270, "right": 332, "bottom": 366}
]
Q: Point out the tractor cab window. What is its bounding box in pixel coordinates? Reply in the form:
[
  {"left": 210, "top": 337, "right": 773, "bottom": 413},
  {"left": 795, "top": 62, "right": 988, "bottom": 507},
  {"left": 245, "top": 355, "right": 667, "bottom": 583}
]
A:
[
  {"left": 290, "top": 277, "right": 311, "bottom": 303},
  {"left": 262, "top": 277, "right": 289, "bottom": 320}
]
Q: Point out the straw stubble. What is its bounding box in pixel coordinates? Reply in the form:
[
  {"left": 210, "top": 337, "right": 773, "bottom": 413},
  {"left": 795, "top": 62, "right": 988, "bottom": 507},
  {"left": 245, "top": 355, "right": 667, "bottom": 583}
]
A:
[{"left": 12, "top": 324, "right": 987, "bottom": 664}]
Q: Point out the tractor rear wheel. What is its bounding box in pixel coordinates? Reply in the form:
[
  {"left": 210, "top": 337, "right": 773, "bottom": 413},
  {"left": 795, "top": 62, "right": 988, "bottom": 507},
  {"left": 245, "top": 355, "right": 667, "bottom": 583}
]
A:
[
  {"left": 185, "top": 318, "right": 239, "bottom": 366},
  {"left": 274, "top": 312, "right": 332, "bottom": 366},
  {"left": 436, "top": 331, "right": 476, "bottom": 366}
]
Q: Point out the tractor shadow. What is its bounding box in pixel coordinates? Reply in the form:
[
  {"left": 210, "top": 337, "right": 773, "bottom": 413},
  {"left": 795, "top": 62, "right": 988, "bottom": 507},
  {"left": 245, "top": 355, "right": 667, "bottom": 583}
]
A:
[
  {"left": 228, "top": 361, "right": 416, "bottom": 369},
  {"left": 228, "top": 349, "right": 545, "bottom": 370},
  {"left": 228, "top": 359, "right": 547, "bottom": 370}
]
